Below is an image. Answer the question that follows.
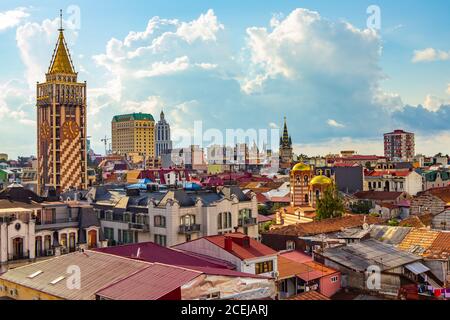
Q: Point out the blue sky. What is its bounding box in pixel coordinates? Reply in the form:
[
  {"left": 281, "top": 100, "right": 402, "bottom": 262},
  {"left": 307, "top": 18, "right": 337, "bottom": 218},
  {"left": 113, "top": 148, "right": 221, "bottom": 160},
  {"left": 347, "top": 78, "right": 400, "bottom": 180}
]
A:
[{"left": 0, "top": 0, "right": 449, "bottom": 158}]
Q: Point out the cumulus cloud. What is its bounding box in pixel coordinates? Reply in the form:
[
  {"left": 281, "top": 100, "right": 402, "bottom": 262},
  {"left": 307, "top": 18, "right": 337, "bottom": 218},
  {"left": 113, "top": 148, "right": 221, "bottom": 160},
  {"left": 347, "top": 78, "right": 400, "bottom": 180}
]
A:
[
  {"left": 412, "top": 48, "right": 450, "bottom": 63},
  {"left": 0, "top": 7, "right": 29, "bottom": 31},
  {"left": 16, "top": 17, "right": 78, "bottom": 89},
  {"left": 327, "top": 119, "right": 345, "bottom": 128}
]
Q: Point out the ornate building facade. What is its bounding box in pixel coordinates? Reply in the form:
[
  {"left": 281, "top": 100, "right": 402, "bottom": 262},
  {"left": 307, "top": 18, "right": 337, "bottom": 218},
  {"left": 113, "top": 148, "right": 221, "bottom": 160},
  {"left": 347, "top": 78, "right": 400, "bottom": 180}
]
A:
[
  {"left": 36, "top": 19, "right": 87, "bottom": 195},
  {"left": 279, "top": 117, "right": 293, "bottom": 170},
  {"left": 155, "top": 111, "right": 172, "bottom": 158}
]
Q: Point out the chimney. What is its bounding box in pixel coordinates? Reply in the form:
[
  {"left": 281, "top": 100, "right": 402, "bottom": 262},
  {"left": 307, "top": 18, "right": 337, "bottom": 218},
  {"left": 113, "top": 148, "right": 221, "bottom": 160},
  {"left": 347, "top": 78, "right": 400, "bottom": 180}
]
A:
[
  {"left": 224, "top": 237, "right": 233, "bottom": 252},
  {"left": 242, "top": 236, "right": 250, "bottom": 248}
]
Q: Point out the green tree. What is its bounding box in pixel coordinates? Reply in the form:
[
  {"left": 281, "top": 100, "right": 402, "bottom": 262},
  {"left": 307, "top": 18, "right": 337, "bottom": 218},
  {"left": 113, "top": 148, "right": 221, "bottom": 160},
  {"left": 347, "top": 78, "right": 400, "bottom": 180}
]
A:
[
  {"left": 316, "top": 184, "right": 345, "bottom": 220},
  {"left": 350, "top": 200, "right": 372, "bottom": 214}
]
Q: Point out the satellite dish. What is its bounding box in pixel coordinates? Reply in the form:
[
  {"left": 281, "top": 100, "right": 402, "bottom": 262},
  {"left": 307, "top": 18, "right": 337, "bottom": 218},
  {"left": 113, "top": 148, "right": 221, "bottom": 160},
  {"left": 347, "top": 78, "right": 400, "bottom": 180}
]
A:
[{"left": 363, "top": 223, "right": 369, "bottom": 230}]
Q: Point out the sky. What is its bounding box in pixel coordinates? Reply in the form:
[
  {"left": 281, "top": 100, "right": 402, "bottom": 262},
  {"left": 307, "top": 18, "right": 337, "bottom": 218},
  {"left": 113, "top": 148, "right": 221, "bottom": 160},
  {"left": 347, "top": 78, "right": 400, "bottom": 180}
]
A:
[{"left": 0, "top": 0, "right": 450, "bottom": 158}]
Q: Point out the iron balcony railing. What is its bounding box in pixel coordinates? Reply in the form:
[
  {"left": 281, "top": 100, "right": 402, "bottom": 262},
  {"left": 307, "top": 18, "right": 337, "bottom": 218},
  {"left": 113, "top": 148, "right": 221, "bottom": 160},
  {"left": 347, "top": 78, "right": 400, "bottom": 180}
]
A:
[
  {"left": 8, "top": 250, "right": 30, "bottom": 261},
  {"left": 178, "top": 224, "right": 201, "bottom": 234},
  {"left": 129, "top": 223, "right": 150, "bottom": 232},
  {"left": 238, "top": 217, "right": 257, "bottom": 227}
]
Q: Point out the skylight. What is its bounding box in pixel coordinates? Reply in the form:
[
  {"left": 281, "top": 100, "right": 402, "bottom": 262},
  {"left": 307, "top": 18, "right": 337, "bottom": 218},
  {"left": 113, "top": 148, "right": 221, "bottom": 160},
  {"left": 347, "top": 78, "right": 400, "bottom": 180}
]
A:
[
  {"left": 28, "top": 270, "right": 43, "bottom": 279},
  {"left": 49, "top": 276, "right": 65, "bottom": 285}
]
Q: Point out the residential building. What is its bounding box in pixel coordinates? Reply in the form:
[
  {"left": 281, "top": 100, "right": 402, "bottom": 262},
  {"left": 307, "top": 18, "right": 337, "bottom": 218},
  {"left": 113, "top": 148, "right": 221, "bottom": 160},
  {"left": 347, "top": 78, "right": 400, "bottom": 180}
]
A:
[
  {"left": 155, "top": 111, "right": 172, "bottom": 158},
  {"left": 277, "top": 251, "right": 341, "bottom": 299},
  {"left": 421, "top": 170, "right": 450, "bottom": 191},
  {"left": 316, "top": 239, "right": 430, "bottom": 296},
  {"left": 91, "top": 186, "right": 259, "bottom": 247},
  {"left": 397, "top": 229, "right": 449, "bottom": 289},
  {"left": 0, "top": 183, "right": 104, "bottom": 269},
  {"left": 111, "top": 113, "right": 155, "bottom": 158},
  {"left": 410, "top": 186, "right": 450, "bottom": 216},
  {"left": 262, "top": 215, "right": 382, "bottom": 252},
  {"left": 384, "top": 129, "right": 415, "bottom": 162},
  {"left": 95, "top": 241, "right": 276, "bottom": 300},
  {"left": 36, "top": 20, "right": 88, "bottom": 194},
  {"left": 364, "top": 169, "right": 423, "bottom": 196},
  {"left": 431, "top": 209, "right": 450, "bottom": 231},
  {"left": 173, "top": 233, "right": 279, "bottom": 278}
]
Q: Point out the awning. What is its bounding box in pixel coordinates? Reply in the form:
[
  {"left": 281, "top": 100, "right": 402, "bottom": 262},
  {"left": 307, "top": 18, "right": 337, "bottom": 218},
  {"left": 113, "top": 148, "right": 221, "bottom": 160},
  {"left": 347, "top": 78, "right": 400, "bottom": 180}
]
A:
[{"left": 405, "top": 262, "right": 430, "bottom": 275}]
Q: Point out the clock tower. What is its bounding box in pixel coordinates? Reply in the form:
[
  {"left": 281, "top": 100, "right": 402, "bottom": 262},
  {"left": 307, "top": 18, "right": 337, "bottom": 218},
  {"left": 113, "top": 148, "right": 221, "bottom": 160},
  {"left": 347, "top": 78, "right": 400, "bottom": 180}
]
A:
[{"left": 36, "top": 11, "right": 87, "bottom": 195}]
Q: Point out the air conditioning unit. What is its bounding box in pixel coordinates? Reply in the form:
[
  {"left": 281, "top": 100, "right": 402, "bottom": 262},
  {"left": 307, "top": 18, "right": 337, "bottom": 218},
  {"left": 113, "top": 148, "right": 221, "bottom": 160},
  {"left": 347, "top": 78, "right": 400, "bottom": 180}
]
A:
[
  {"left": 46, "top": 249, "right": 54, "bottom": 256},
  {"left": 272, "top": 271, "right": 280, "bottom": 278}
]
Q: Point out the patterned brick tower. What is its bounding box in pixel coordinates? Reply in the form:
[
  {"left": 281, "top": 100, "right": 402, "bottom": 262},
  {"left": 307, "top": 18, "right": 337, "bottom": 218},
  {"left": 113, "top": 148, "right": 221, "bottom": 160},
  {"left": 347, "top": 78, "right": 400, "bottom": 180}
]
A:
[
  {"left": 290, "top": 163, "right": 313, "bottom": 207},
  {"left": 36, "top": 12, "right": 87, "bottom": 195}
]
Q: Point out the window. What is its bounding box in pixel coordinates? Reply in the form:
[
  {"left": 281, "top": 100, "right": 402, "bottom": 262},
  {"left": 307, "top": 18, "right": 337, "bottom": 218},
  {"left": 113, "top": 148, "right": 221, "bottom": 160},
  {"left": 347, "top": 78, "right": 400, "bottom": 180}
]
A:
[
  {"left": 154, "top": 215, "right": 166, "bottom": 228},
  {"left": 255, "top": 260, "right": 274, "bottom": 275},
  {"left": 331, "top": 276, "right": 339, "bottom": 283},
  {"left": 286, "top": 240, "right": 295, "bottom": 250},
  {"left": 122, "top": 230, "right": 134, "bottom": 244},
  {"left": 104, "top": 227, "right": 114, "bottom": 241},
  {"left": 154, "top": 234, "right": 167, "bottom": 247}
]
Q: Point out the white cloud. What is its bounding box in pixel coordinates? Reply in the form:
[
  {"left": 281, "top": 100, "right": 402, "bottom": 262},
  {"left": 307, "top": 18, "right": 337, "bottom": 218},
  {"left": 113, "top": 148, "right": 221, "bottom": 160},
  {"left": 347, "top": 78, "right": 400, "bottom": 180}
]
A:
[
  {"left": 327, "top": 119, "right": 345, "bottom": 128},
  {"left": 269, "top": 122, "right": 279, "bottom": 129},
  {"left": 412, "top": 48, "right": 450, "bottom": 63},
  {"left": 16, "top": 17, "right": 78, "bottom": 89},
  {"left": 123, "top": 96, "right": 165, "bottom": 113},
  {"left": 447, "top": 84, "right": 450, "bottom": 95},
  {"left": 423, "top": 94, "right": 450, "bottom": 112},
  {"left": 0, "top": 7, "right": 29, "bottom": 31},
  {"left": 135, "top": 56, "right": 190, "bottom": 78}
]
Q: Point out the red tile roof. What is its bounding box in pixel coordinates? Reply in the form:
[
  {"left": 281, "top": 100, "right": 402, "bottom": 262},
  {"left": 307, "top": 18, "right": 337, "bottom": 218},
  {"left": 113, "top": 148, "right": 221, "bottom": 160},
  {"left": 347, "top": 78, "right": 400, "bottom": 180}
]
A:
[
  {"left": 280, "top": 251, "right": 313, "bottom": 264},
  {"left": 366, "top": 170, "right": 411, "bottom": 177},
  {"left": 96, "top": 263, "right": 200, "bottom": 300},
  {"left": 354, "top": 191, "right": 404, "bottom": 201},
  {"left": 266, "top": 215, "right": 383, "bottom": 236},
  {"left": 205, "top": 233, "right": 277, "bottom": 260}
]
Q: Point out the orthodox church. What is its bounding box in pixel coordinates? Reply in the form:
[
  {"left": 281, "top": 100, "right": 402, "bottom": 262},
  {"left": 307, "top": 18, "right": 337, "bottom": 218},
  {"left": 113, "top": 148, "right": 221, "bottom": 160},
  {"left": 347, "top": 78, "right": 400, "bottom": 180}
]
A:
[{"left": 275, "top": 162, "right": 334, "bottom": 226}]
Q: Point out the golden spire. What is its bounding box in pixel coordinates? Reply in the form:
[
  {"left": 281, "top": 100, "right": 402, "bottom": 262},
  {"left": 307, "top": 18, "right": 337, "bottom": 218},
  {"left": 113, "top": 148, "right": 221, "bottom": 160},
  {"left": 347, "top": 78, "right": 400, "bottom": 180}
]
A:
[{"left": 48, "top": 9, "right": 76, "bottom": 75}]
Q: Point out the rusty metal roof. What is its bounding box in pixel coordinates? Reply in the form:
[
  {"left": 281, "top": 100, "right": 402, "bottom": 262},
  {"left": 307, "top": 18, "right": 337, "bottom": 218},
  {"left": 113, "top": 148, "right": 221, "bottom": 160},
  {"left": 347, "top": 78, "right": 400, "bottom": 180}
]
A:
[{"left": 95, "top": 263, "right": 201, "bottom": 300}]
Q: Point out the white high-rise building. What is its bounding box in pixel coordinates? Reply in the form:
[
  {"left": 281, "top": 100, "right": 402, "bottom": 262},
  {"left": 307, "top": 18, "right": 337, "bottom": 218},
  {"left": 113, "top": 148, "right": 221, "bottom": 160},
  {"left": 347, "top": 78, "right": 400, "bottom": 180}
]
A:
[{"left": 155, "top": 111, "right": 172, "bottom": 158}]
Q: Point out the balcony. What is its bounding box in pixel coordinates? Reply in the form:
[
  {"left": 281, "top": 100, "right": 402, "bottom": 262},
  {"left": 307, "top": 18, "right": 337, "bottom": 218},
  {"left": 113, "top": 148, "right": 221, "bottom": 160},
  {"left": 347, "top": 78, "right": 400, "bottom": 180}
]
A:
[
  {"left": 238, "top": 217, "right": 257, "bottom": 227},
  {"left": 178, "top": 224, "right": 201, "bottom": 234},
  {"left": 35, "top": 217, "right": 79, "bottom": 231},
  {"left": 129, "top": 223, "right": 150, "bottom": 232}
]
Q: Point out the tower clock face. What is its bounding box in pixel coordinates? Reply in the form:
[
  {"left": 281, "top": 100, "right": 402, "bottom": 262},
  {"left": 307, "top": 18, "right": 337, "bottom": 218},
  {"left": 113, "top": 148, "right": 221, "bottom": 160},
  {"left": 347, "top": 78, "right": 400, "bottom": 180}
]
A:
[
  {"left": 40, "top": 121, "right": 51, "bottom": 141},
  {"left": 62, "top": 120, "right": 80, "bottom": 140}
]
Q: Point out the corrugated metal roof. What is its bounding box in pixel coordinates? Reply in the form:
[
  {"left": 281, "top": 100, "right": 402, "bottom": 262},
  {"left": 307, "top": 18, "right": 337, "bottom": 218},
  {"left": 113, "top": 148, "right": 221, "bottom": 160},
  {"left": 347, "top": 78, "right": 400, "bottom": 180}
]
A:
[
  {"left": 405, "top": 262, "right": 430, "bottom": 275},
  {"left": 96, "top": 263, "right": 201, "bottom": 300},
  {"left": 288, "top": 291, "right": 330, "bottom": 300},
  {"left": 0, "top": 251, "right": 149, "bottom": 300},
  {"left": 321, "top": 239, "right": 420, "bottom": 272},
  {"left": 370, "top": 225, "right": 413, "bottom": 245}
]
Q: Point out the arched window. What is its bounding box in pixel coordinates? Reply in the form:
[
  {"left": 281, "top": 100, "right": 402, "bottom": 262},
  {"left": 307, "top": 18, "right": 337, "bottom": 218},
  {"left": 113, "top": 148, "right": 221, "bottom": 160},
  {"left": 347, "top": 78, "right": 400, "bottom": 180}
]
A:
[
  {"left": 305, "top": 194, "right": 309, "bottom": 203},
  {"left": 316, "top": 190, "right": 320, "bottom": 200},
  {"left": 227, "top": 212, "right": 232, "bottom": 228},
  {"left": 304, "top": 175, "right": 309, "bottom": 185}
]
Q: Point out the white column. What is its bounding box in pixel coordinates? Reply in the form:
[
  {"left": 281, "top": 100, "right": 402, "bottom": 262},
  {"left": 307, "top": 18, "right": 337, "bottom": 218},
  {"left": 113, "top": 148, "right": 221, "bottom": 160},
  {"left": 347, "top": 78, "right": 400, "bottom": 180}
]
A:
[
  {"left": 0, "top": 223, "right": 8, "bottom": 263},
  {"left": 28, "top": 220, "right": 36, "bottom": 259}
]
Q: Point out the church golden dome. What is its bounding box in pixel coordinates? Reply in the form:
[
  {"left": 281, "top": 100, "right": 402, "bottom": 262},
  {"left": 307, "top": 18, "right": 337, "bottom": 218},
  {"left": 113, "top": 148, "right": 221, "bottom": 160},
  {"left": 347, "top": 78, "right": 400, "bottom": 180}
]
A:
[
  {"left": 310, "top": 175, "right": 333, "bottom": 186},
  {"left": 291, "top": 163, "right": 311, "bottom": 172}
]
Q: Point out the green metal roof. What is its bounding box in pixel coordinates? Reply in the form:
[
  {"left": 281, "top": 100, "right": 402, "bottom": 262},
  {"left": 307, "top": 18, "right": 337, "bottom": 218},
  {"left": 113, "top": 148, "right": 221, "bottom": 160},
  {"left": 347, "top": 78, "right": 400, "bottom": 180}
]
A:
[{"left": 112, "top": 113, "right": 155, "bottom": 122}]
